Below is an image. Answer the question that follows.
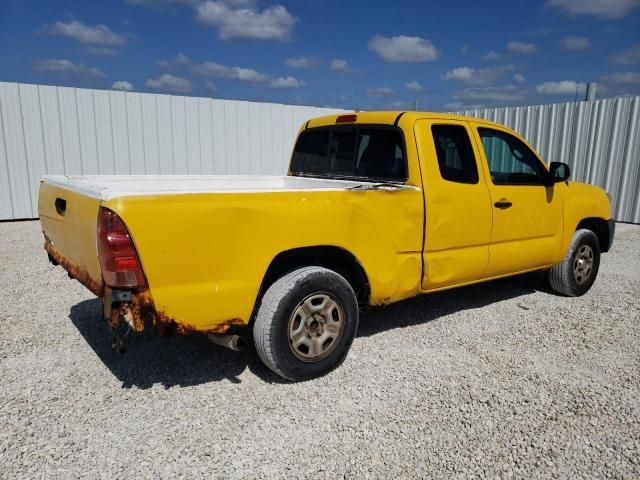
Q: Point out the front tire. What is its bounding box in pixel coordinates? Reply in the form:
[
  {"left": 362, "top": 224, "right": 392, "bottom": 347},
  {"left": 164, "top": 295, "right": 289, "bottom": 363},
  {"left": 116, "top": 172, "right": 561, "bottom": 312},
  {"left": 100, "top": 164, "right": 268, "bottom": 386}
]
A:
[
  {"left": 253, "top": 266, "right": 359, "bottom": 381},
  {"left": 549, "top": 229, "right": 601, "bottom": 297}
]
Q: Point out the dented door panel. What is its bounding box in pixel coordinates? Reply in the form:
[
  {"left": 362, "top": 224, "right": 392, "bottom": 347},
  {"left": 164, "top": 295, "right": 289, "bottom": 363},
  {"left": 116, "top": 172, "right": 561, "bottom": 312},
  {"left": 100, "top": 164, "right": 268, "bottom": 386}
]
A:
[{"left": 414, "top": 119, "right": 493, "bottom": 290}]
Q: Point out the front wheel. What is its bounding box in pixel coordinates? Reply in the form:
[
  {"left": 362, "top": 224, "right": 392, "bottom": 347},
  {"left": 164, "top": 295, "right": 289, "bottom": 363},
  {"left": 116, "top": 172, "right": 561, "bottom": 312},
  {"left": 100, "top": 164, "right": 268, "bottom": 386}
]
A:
[
  {"left": 253, "top": 267, "right": 359, "bottom": 381},
  {"left": 549, "top": 229, "right": 601, "bottom": 297}
]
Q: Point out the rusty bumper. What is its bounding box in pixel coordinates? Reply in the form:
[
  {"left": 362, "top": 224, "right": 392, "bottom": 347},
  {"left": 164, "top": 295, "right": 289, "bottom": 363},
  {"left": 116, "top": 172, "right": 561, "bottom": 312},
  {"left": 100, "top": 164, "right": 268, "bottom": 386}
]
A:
[{"left": 103, "top": 286, "right": 200, "bottom": 335}]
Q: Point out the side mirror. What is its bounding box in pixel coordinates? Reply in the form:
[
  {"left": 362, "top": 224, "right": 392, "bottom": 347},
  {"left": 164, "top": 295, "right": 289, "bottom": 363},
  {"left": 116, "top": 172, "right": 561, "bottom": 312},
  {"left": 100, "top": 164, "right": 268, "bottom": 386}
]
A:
[{"left": 547, "top": 162, "right": 570, "bottom": 186}]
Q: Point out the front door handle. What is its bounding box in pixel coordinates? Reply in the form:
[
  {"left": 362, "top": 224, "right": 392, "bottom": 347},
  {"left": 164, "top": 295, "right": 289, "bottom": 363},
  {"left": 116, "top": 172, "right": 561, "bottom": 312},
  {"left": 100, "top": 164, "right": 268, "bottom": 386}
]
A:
[{"left": 494, "top": 200, "right": 512, "bottom": 209}]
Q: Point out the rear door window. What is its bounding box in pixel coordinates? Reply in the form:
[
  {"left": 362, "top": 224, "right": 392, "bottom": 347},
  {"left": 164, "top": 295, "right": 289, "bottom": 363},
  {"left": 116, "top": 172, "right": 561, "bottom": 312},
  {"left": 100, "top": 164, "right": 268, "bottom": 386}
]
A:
[{"left": 431, "top": 125, "right": 479, "bottom": 184}]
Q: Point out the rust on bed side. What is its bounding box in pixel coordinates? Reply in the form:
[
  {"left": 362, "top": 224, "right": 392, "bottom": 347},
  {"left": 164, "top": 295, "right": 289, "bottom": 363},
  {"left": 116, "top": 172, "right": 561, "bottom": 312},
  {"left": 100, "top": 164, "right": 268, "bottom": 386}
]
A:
[
  {"left": 120, "top": 289, "right": 244, "bottom": 335},
  {"left": 44, "top": 241, "right": 104, "bottom": 296},
  {"left": 206, "top": 317, "right": 245, "bottom": 333}
]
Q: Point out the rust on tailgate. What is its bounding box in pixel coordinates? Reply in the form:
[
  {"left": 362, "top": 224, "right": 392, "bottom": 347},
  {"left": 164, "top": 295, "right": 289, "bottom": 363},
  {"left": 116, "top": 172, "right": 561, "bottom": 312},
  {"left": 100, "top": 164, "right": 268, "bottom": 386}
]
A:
[{"left": 45, "top": 240, "right": 104, "bottom": 296}]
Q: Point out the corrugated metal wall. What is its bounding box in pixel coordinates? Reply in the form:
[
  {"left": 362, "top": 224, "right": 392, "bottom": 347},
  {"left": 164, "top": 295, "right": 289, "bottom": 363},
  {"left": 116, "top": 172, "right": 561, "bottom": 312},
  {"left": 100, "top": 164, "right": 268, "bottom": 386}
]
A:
[
  {"left": 456, "top": 96, "right": 640, "bottom": 224},
  {"left": 0, "top": 82, "right": 345, "bottom": 220},
  {"left": 1, "top": 82, "right": 639, "bottom": 223}
]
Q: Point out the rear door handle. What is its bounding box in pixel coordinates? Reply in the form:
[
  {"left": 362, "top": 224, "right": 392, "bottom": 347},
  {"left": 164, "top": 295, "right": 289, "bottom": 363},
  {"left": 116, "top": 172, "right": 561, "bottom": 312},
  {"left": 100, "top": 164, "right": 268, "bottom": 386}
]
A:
[{"left": 494, "top": 201, "right": 512, "bottom": 209}]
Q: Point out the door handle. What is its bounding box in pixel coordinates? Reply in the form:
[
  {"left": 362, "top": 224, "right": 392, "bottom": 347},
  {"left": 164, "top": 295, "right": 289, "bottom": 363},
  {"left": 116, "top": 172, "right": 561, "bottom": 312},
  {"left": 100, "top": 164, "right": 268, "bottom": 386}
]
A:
[{"left": 494, "top": 200, "right": 512, "bottom": 209}]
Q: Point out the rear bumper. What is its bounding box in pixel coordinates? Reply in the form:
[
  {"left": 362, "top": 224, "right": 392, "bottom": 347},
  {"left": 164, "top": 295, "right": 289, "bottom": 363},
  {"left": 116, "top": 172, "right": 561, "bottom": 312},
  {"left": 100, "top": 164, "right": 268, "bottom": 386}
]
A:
[{"left": 102, "top": 286, "right": 197, "bottom": 335}]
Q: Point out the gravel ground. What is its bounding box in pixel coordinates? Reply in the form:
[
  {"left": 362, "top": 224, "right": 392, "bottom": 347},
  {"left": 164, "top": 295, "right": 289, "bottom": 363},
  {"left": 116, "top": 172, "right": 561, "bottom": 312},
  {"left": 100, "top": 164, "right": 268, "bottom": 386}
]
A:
[{"left": 1, "top": 220, "right": 639, "bottom": 479}]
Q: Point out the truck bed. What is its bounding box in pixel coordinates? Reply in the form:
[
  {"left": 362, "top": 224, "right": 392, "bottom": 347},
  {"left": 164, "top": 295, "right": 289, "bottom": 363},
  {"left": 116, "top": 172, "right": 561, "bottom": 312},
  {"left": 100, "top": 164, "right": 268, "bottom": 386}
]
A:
[{"left": 42, "top": 175, "right": 370, "bottom": 200}]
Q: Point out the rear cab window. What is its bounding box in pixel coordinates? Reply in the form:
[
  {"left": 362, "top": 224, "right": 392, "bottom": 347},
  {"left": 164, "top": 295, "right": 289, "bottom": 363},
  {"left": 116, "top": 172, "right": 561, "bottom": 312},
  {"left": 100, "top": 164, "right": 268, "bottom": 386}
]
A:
[{"left": 290, "top": 125, "right": 407, "bottom": 182}]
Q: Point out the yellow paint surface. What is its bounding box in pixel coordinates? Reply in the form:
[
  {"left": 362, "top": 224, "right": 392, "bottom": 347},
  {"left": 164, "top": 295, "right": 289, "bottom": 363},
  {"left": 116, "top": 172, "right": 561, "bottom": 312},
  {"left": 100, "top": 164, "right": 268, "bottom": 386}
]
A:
[{"left": 38, "top": 111, "right": 612, "bottom": 332}]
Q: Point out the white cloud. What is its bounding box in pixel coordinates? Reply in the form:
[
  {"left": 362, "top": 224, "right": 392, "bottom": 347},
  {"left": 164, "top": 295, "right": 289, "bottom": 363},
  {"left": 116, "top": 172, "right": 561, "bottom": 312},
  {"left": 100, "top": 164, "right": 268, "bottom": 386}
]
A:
[
  {"left": 285, "top": 55, "right": 317, "bottom": 68},
  {"left": 536, "top": 80, "right": 585, "bottom": 95},
  {"left": 514, "top": 73, "right": 526, "bottom": 83},
  {"left": 368, "top": 35, "right": 439, "bottom": 63},
  {"left": 389, "top": 100, "right": 413, "bottom": 109},
  {"left": 205, "top": 80, "right": 218, "bottom": 91},
  {"left": 444, "top": 65, "right": 515, "bottom": 86},
  {"left": 406, "top": 80, "right": 423, "bottom": 91},
  {"left": 455, "top": 85, "right": 526, "bottom": 102},
  {"left": 174, "top": 53, "right": 192, "bottom": 65},
  {"left": 112, "top": 81, "right": 134, "bottom": 91},
  {"left": 34, "top": 59, "right": 105, "bottom": 79},
  {"left": 507, "top": 41, "right": 537, "bottom": 54},
  {"left": 460, "top": 45, "right": 469, "bottom": 54},
  {"left": 268, "top": 76, "right": 305, "bottom": 88},
  {"left": 560, "top": 35, "right": 591, "bottom": 50},
  {"left": 612, "top": 44, "right": 640, "bottom": 65},
  {"left": 49, "top": 20, "right": 128, "bottom": 45},
  {"left": 546, "top": 0, "right": 638, "bottom": 18},
  {"left": 366, "top": 86, "right": 394, "bottom": 98},
  {"left": 157, "top": 53, "right": 192, "bottom": 69},
  {"left": 602, "top": 72, "right": 640, "bottom": 84},
  {"left": 191, "top": 61, "right": 270, "bottom": 82},
  {"left": 145, "top": 73, "right": 193, "bottom": 92},
  {"left": 196, "top": 1, "right": 296, "bottom": 40},
  {"left": 445, "top": 101, "right": 484, "bottom": 111},
  {"left": 329, "top": 59, "right": 357, "bottom": 73},
  {"left": 159, "top": 54, "right": 305, "bottom": 89},
  {"left": 481, "top": 51, "right": 502, "bottom": 61}
]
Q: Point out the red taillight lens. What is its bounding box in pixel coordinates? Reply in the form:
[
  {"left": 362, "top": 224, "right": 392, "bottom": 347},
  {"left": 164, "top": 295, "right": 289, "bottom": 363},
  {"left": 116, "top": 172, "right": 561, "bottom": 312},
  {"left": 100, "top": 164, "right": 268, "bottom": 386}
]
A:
[
  {"left": 336, "top": 114, "right": 357, "bottom": 123},
  {"left": 97, "top": 207, "right": 146, "bottom": 288}
]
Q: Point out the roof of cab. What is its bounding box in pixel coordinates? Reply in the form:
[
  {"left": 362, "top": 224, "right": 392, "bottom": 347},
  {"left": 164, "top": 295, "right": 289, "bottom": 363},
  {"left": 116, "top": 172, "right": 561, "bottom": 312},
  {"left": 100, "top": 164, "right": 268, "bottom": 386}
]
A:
[{"left": 306, "top": 111, "right": 505, "bottom": 129}]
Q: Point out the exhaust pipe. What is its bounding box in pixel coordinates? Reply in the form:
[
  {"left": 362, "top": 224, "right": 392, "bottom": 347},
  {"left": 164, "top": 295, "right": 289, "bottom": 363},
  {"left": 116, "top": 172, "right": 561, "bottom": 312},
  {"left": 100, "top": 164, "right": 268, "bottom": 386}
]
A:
[{"left": 208, "top": 333, "right": 246, "bottom": 352}]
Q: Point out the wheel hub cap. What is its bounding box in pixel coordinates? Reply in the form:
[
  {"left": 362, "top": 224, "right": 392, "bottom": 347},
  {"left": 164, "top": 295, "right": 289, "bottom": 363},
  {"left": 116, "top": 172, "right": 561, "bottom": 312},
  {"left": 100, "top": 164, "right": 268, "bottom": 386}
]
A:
[
  {"left": 288, "top": 292, "right": 345, "bottom": 362},
  {"left": 573, "top": 244, "right": 594, "bottom": 285}
]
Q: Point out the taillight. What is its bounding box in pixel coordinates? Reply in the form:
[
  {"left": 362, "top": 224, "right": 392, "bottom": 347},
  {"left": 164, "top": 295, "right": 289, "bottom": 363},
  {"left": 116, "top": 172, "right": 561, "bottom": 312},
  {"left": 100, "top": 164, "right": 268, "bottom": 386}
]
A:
[{"left": 97, "top": 207, "right": 146, "bottom": 288}]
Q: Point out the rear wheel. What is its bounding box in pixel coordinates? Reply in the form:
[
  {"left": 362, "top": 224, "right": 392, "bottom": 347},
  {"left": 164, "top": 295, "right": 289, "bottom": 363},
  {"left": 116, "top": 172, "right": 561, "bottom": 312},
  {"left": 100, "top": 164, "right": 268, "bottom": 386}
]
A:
[
  {"left": 253, "top": 267, "right": 359, "bottom": 381},
  {"left": 549, "top": 229, "right": 600, "bottom": 296}
]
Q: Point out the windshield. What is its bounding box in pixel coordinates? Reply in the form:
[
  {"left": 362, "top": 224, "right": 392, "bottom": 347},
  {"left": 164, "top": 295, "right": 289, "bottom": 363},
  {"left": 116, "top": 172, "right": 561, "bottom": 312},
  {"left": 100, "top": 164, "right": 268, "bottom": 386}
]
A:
[{"left": 290, "top": 126, "right": 407, "bottom": 182}]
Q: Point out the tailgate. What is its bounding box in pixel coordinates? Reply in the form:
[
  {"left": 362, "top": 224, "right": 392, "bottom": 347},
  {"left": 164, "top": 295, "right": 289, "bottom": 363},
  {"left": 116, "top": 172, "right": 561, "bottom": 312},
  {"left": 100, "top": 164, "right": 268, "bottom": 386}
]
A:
[{"left": 38, "top": 180, "right": 104, "bottom": 295}]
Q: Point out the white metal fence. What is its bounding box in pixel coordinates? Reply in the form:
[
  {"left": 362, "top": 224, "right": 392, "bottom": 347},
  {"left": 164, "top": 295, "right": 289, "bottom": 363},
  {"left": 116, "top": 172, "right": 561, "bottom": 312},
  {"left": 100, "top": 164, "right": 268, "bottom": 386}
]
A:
[
  {"left": 0, "top": 82, "right": 345, "bottom": 220},
  {"left": 1, "top": 82, "right": 639, "bottom": 223},
  {"left": 455, "top": 96, "right": 640, "bottom": 224}
]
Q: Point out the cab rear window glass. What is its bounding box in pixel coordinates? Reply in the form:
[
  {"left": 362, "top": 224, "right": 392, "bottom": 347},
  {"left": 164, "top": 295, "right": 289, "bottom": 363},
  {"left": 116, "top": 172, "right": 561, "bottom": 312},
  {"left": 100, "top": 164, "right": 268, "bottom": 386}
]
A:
[{"left": 290, "top": 126, "right": 407, "bottom": 181}]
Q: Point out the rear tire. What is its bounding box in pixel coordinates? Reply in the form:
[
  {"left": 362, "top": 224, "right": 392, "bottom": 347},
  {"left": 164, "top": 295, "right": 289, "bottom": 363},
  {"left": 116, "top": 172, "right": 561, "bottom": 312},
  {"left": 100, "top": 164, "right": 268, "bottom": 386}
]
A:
[
  {"left": 549, "top": 229, "right": 600, "bottom": 297},
  {"left": 253, "top": 266, "right": 359, "bottom": 381}
]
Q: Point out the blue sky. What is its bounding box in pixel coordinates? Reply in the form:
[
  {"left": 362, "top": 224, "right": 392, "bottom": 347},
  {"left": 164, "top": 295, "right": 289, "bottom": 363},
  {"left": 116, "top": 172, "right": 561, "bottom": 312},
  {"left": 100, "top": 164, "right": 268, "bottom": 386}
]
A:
[{"left": 0, "top": 0, "right": 639, "bottom": 110}]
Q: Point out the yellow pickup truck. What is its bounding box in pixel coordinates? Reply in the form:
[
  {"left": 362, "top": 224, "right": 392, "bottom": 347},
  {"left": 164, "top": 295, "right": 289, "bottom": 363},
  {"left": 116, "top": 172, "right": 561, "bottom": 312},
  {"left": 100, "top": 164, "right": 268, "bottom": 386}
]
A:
[{"left": 39, "top": 111, "right": 614, "bottom": 381}]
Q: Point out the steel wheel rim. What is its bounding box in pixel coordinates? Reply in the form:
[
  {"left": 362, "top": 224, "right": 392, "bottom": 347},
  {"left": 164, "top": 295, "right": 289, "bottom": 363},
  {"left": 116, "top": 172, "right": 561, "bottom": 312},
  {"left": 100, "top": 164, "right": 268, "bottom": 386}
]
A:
[
  {"left": 573, "top": 244, "right": 594, "bottom": 285},
  {"left": 287, "top": 292, "right": 345, "bottom": 362}
]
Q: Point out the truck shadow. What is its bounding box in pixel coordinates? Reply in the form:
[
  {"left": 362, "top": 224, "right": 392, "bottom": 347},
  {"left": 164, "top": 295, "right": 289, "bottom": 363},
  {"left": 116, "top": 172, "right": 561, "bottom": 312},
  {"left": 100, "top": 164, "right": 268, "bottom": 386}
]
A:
[
  {"left": 69, "top": 299, "right": 258, "bottom": 389},
  {"left": 69, "top": 271, "right": 551, "bottom": 388},
  {"left": 357, "top": 271, "right": 550, "bottom": 338}
]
